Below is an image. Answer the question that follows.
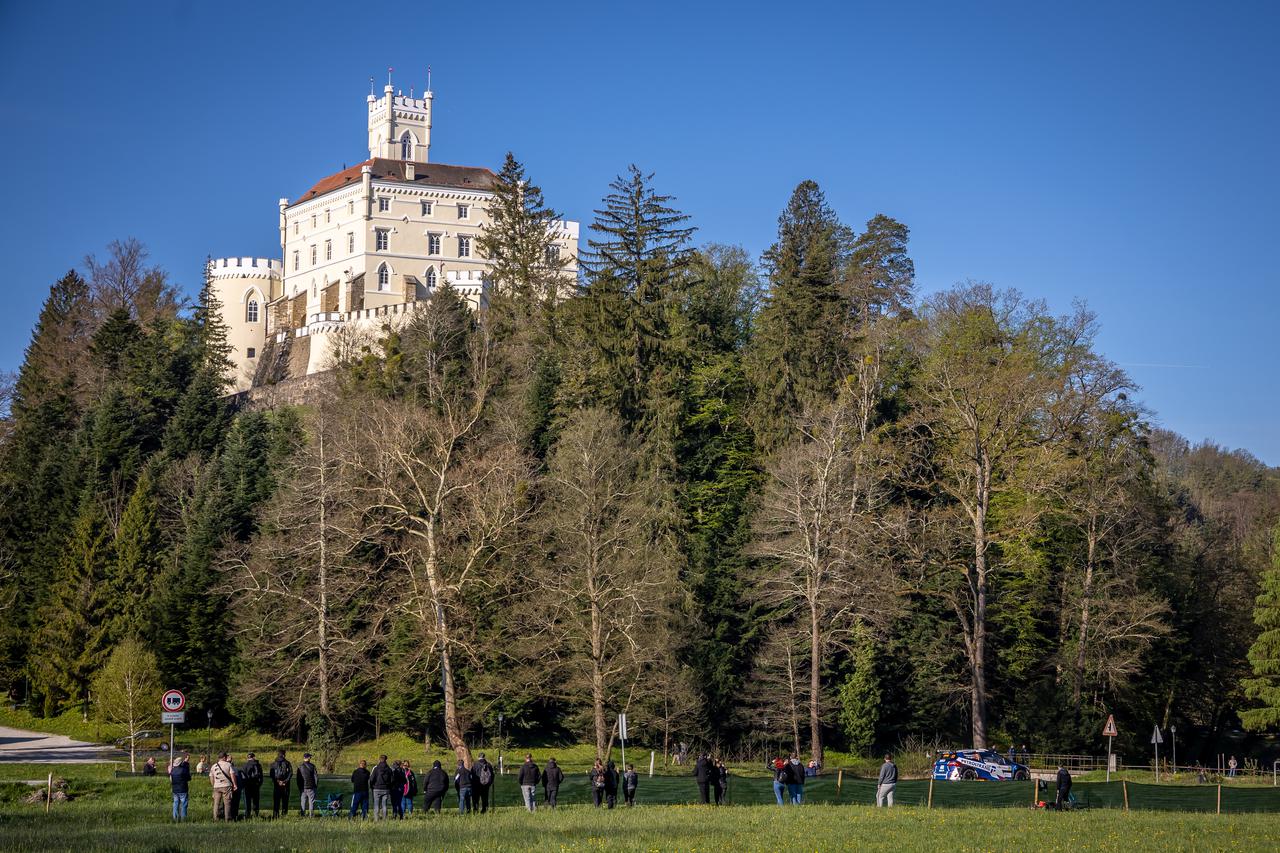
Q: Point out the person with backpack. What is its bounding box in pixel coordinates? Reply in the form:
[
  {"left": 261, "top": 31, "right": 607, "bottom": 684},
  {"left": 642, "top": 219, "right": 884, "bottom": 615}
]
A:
[
  {"left": 471, "top": 753, "right": 495, "bottom": 813},
  {"left": 241, "top": 752, "right": 263, "bottom": 818},
  {"left": 542, "top": 757, "right": 564, "bottom": 809},
  {"left": 694, "top": 753, "right": 713, "bottom": 804},
  {"left": 391, "top": 760, "right": 406, "bottom": 818},
  {"left": 622, "top": 763, "right": 639, "bottom": 807},
  {"left": 296, "top": 753, "right": 319, "bottom": 817},
  {"left": 604, "top": 759, "right": 619, "bottom": 809},
  {"left": 270, "top": 750, "right": 293, "bottom": 818},
  {"left": 589, "top": 758, "right": 607, "bottom": 807},
  {"left": 402, "top": 760, "right": 417, "bottom": 816},
  {"left": 454, "top": 759, "right": 473, "bottom": 814},
  {"left": 517, "top": 753, "right": 540, "bottom": 812},
  {"left": 787, "top": 755, "right": 805, "bottom": 804},
  {"left": 770, "top": 758, "right": 788, "bottom": 805},
  {"left": 369, "top": 755, "right": 394, "bottom": 820},
  {"left": 350, "top": 759, "right": 370, "bottom": 819},
  {"left": 423, "top": 760, "right": 449, "bottom": 814},
  {"left": 169, "top": 751, "right": 191, "bottom": 821},
  {"left": 209, "top": 752, "right": 238, "bottom": 821}
]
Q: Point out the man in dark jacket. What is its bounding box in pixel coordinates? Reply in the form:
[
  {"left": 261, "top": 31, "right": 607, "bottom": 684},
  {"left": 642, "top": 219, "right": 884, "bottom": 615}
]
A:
[
  {"left": 623, "top": 763, "right": 638, "bottom": 807},
  {"left": 454, "top": 759, "right": 472, "bottom": 814},
  {"left": 517, "top": 753, "right": 540, "bottom": 812},
  {"left": 230, "top": 759, "right": 245, "bottom": 820},
  {"left": 369, "top": 755, "right": 393, "bottom": 820},
  {"left": 471, "top": 753, "right": 495, "bottom": 813},
  {"left": 423, "top": 760, "right": 449, "bottom": 814},
  {"left": 241, "top": 752, "right": 263, "bottom": 819},
  {"left": 694, "top": 753, "right": 712, "bottom": 804},
  {"left": 542, "top": 757, "right": 565, "bottom": 809},
  {"left": 391, "top": 761, "right": 406, "bottom": 818},
  {"left": 787, "top": 756, "right": 805, "bottom": 804},
  {"left": 604, "top": 759, "right": 619, "bottom": 809},
  {"left": 349, "top": 759, "right": 370, "bottom": 818},
  {"left": 296, "top": 753, "right": 319, "bottom": 817},
  {"left": 169, "top": 751, "right": 192, "bottom": 821},
  {"left": 269, "top": 750, "right": 292, "bottom": 818},
  {"left": 713, "top": 759, "right": 728, "bottom": 805},
  {"left": 1055, "top": 765, "right": 1072, "bottom": 810}
]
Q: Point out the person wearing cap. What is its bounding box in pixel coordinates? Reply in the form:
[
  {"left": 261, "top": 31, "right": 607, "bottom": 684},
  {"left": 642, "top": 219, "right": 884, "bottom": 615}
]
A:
[
  {"left": 296, "top": 753, "right": 319, "bottom": 817},
  {"left": 270, "top": 750, "right": 293, "bottom": 818},
  {"left": 876, "top": 753, "right": 897, "bottom": 807},
  {"left": 169, "top": 751, "right": 191, "bottom": 821}
]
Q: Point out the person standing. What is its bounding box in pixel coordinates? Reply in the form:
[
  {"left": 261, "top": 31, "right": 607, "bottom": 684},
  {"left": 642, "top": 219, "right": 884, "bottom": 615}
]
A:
[
  {"left": 623, "top": 763, "right": 638, "bottom": 807},
  {"left": 876, "top": 754, "right": 898, "bottom": 808},
  {"left": 296, "top": 753, "right": 319, "bottom": 817},
  {"left": 1055, "top": 764, "right": 1072, "bottom": 809},
  {"left": 143, "top": 757, "right": 157, "bottom": 776},
  {"left": 589, "top": 759, "right": 607, "bottom": 807},
  {"left": 787, "top": 755, "right": 805, "bottom": 805},
  {"left": 715, "top": 759, "right": 729, "bottom": 805},
  {"left": 402, "top": 760, "right": 417, "bottom": 816},
  {"left": 423, "top": 760, "right": 449, "bottom": 814},
  {"left": 209, "top": 752, "right": 237, "bottom": 821},
  {"left": 230, "top": 758, "right": 244, "bottom": 820},
  {"left": 455, "top": 759, "right": 473, "bottom": 814},
  {"left": 269, "top": 750, "right": 293, "bottom": 818},
  {"left": 604, "top": 759, "right": 619, "bottom": 809},
  {"left": 369, "top": 755, "right": 393, "bottom": 820},
  {"left": 391, "top": 760, "right": 406, "bottom": 819},
  {"left": 350, "top": 759, "right": 370, "bottom": 819},
  {"left": 694, "top": 753, "right": 712, "bottom": 804},
  {"left": 1228, "top": 756, "right": 1238, "bottom": 778},
  {"left": 241, "top": 752, "right": 263, "bottom": 819},
  {"left": 518, "top": 753, "right": 540, "bottom": 812},
  {"left": 471, "top": 753, "right": 495, "bottom": 813},
  {"left": 770, "top": 758, "right": 788, "bottom": 805},
  {"left": 196, "top": 754, "right": 209, "bottom": 775},
  {"left": 542, "top": 757, "right": 564, "bottom": 809},
  {"left": 169, "top": 751, "right": 191, "bottom": 821}
]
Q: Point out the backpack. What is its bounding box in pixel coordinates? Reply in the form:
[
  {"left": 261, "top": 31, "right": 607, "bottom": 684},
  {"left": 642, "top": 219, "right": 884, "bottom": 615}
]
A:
[
  {"left": 477, "top": 762, "right": 493, "bottom": 786},
  {"left": 244, "top": 761, "right": 262, "bottom": 784}
]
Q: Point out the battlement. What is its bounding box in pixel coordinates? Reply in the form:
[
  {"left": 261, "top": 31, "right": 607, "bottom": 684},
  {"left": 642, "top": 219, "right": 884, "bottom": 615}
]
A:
[{"left": 208, "top": 257, "right": 282, "bottom": 278}]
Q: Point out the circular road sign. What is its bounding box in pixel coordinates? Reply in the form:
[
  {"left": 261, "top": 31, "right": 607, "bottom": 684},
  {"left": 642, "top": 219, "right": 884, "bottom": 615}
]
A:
[{"left": 161, "top": 689, "right": 187, "bottom": 712}]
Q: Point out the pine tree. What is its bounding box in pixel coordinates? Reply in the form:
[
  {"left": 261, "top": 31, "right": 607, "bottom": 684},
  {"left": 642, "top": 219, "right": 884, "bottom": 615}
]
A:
[
  {"left": 1241, "top": 527, "right": 1280, "bottom": 731},
  {"left": 477, "top": 152, "right": 568, "bottom": 305},
  {"left": 107, "top": 468, "right": 163, "bottom": 644},
  {"left": 849, "top": 214, "right": 915, "bottom": 318},
  {"left": 837, "top": 626, "right": 881, "bottom": 753},
  {"left": 746, "top": 180, "right": 851, "bottom": 447}
]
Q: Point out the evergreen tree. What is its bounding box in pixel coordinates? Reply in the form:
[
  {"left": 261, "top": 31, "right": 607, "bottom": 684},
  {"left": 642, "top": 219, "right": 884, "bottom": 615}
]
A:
[
  {"left": 837, "top": 626, "right": 881, "bottom": 753},
  {"left": 1241, "top": 527, "right": 1280, "bottom": 730},
  {"left": 106, "top": 468, "right": 163, "bottom": 644},
  {"left": 849, "top": 214, "right": 915, "bottom": 318},
  {"left": 477, "top": 152, "right": 568, "bottom": 305},
  {"left": 746, "top": 180, "right": 852, "bottom": 447}
]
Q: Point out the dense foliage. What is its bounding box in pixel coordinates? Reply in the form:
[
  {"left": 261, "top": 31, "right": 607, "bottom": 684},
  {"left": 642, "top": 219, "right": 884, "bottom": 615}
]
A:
[{"left": 1, "top": 174, "right": 1277, "bottom": 766}]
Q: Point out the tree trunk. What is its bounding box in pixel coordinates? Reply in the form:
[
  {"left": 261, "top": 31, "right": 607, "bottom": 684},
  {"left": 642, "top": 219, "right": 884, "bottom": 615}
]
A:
[
  {"left": 970, "top": 457, "right": 991, "bottom": 749},
  {"left": 425, "top": 516, "right": 471, "bottom": 766},
  {"left": 590, "top": 583, "right": 607, "bottom": 761},
  {"left": 317, "top": 427, "right": 330, "bottom": 720},
  {"left": 809, "top": 602, "right": 823, "bottom": 766},
  {"left": 1072, "top": 520, "right": 1097, "bottom": 709}
]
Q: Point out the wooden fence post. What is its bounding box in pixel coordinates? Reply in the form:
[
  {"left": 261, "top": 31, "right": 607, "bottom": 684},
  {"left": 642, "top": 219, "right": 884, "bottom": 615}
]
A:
[
  {"left": 836, "top": 769, "right": 843, "bottom": 801},
  {"left": 1032, "top": 778, "right": 1038, "bottom": 807},
  {"left": 1122, "top": 780, "right": 1129, "bottom": 812},
  {"left": 928, "top": 777, "right": 934, "bottom": 809},
  {"left": 45, "top": 772, "right": 52, "bottom": 814},
  {"left": 1217, "top": 784, "right": 1221, "bottom": 815}
]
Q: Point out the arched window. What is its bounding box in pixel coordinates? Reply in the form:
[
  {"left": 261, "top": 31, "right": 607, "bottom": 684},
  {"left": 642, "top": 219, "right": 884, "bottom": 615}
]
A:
[
  {"left": 400, "top": 132, "right": 413, "bottom": 160},
  {"left": 246, "top": 299, "right": 259, "bottom": 323},
  {"left": 377, "top": 263, "right": 390, "bottom": 291},
  {"left": 425, "top": 267, "right": 437, "bottom": 289}
]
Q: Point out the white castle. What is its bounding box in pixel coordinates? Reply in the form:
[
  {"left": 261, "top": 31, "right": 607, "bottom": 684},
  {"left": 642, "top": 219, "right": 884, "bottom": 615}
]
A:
[{"left": 211, "top": 76, "right": 580, "bottom": 391}]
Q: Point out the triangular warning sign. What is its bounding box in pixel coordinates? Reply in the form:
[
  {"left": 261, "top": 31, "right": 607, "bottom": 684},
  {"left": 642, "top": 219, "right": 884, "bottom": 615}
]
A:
[
  {"left": 1150, "top": 725, "right": 1163, "bottom": 744},
  {"left": 1102, "top": 714, "right": 1118, "bottom": 738}
]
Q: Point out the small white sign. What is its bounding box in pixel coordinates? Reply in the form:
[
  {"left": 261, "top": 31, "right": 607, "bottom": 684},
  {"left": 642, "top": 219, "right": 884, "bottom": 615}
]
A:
[
  {"left": 161, "top": 711, "right": 185, "bottom": 725},
  {"left": 619, "top": 713, "right": 628, "bottom": 740}
]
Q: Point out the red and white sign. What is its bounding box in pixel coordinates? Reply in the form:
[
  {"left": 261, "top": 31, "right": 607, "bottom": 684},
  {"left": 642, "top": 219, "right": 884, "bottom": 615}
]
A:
[
  {"left": 161, "top": 689, "right": 186, "bottom": 712},
  {"left": 1102, "top": 714, "right": 1118, "bottom": 738}
]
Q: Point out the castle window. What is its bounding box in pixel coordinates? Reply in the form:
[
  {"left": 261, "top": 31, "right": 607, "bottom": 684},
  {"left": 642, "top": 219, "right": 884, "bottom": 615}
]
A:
[
  {"left": 545, "top": 244, "right": 560, "bottom": 264},
  {"left": 247, "top": 347, "right": 256, "bottom": 359},
  {"left": 457, "top": 203, "right": 470, "bottom": 220},
  {"left": 311, "top": 214, "right": 317, "bottom": 228},
  {"left": 294, "top": 221, "right": 298, "bottom": 235},
  {"left": 421, "top": 200, "right": 433, "bottom": 216},
  {"left": 246, "top": 299, "right": 259, "bottom": 323},
  {"left": 377, "top": 264, "right": 390, "bottom": 290},
  {"left": 400, "top": 132, "right": 413, "bottom": 160},
  {"left": 310, "top": 245, "right": 317, "bottom": 265},
  {"left": 311, "top": 280, "right": 317, "bottom": 297},
  {"left": 325, "top": 209, "right": 331, "bottom": 224},
  {"left": 428, "top": 233, "right": 441, "bottom": 255},
  {"left": 458, "top": 235, "right": 471, "bottom": 258},
  {"left": 375, "top": 229, "right": 389, "bottom": 251},
  {"left": 348, "top": 200, "right": 354, "bottom": 215},
  {"left": 379, "top": 197, "right": 390, "bottom": 212},
  {"left": 347, "top": 232, "right": 355, "bottom": 253},
  {"left": 325, "top": 240, "right": 332, "bottom": 261},
  {"left": 292, "top": 250, "right": 299, "bottom": 271},
  {"left": 425, "top": 267, "right": 437, "bottom": 289}
]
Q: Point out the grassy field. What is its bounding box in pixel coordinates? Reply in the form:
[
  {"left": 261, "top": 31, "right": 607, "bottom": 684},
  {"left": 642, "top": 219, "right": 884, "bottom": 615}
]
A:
[{"left": 1, "top": 763, "right": 1279, "bottom": 851}]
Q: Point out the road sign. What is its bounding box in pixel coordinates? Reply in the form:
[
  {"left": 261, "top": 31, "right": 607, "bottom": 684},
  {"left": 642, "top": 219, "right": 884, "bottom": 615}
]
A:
[
  {"left": 619, "top": 713, "right": 628, "bottom": 740},
  {"left": 161, "top": 711, "right": 185, "bottom": 724},
  {"left": 1151, "top": 725, "right": 1163, "bottom": 745},
  {"left": 161, "top": 689, "right": 186, "bottom": 712},
  {"left": 1103, "top": 715, "right": 1118, "bottom": 738}
]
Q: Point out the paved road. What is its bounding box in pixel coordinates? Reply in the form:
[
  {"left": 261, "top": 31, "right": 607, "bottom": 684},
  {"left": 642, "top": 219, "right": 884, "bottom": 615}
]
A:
[{"left": 0, "top": 725, "right": 117, "bottom": 763}]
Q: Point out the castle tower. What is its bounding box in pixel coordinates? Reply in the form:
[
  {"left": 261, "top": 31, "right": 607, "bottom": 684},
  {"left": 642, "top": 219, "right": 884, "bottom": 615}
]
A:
[
  {"left": 208, "top": 257, "right": 282, "bottom": 392},
  {"left": 367, "top": 78, "right": 432, "bottom": 162}
]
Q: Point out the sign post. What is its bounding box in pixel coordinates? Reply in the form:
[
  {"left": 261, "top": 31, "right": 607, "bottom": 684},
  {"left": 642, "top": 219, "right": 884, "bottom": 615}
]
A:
[
  {"left": 1103, "top": 714, "right": 1118, "bottom": 781},
  {"left": 618, "top": 713, "right": 628, "bottom": 773},
  {"left": 160, "top": 690, "right": 186, "bottom": 766},
  {"left": 1151, "top": 725, "right": 1164, "bottom": 783}
]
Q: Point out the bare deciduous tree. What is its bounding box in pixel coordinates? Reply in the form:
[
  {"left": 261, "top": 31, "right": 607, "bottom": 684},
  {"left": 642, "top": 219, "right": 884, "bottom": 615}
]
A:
[{"left": 84, "top": 238, "right": 183, "bottom": 324}]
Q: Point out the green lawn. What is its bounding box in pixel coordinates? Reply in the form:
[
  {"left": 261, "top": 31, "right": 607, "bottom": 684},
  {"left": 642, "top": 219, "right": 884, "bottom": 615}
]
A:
[{"left": 2, "top": 764, "right": 1279, "bottom": 851}]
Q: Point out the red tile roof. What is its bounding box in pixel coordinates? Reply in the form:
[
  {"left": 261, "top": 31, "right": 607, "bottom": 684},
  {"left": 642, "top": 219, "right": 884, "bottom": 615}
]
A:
[{"left": 291, "top": 159, "right": 496, "bottom": 205}]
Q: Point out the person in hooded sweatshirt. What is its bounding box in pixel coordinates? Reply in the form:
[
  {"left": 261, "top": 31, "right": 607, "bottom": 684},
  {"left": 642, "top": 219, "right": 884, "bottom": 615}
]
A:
[
  {"left": 454, "top": 759, "right": 473, "bottom": 814},
  {"left": 470, "top": 753, "right": 495, "bottom": 813},
  {"left": 541, "top": 757, "right": 565, "bottom": 809},
  {"left": 369, "top": 755, "right": 394, "bottom": 820},
  {"left": 517, "top": 754, "right": 540, "bottom": 812},
  {"left": 423, "top": 760, "right": 449, "bottom": 814},
  {"left": 622, "top": 763, "right": 639, "bottom": 807},
  {"left": 787, "top": 755, "right": 805, "bottom": 805},
  {"left": 604, "top": 759, "right": 619, "bottom": 809},
  {"left": 391, "top": 760, "right": 406, "bottom": 819}
]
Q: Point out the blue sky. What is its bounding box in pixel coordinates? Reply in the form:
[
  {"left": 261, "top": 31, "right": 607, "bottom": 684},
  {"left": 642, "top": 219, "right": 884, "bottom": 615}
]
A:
[{"left": 1, "top": 1, "right": 1276, "bottom": 462}]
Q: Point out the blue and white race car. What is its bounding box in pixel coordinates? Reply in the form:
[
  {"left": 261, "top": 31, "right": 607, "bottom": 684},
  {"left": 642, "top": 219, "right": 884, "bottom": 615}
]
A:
[{"left": 933, "top": 749, "right": 1030, "bottom": 781}]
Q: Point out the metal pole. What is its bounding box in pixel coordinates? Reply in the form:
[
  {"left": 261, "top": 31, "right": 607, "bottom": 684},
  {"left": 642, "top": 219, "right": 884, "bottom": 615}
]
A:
[
  {"left": 1107, "top": 736, "right": 1112, "bottom": 783},
  {"left": 1171, "top": 725, "right": 1177, "bottom": 774},
  {"left": 168, "top": 724, "right": 175, "bottom": 770},
  {"left": 649, "top": 751, "right": 654, "bottom": 778},
  {"left": 1154, "top": 738, "right": 1160, "bottom": 783}
]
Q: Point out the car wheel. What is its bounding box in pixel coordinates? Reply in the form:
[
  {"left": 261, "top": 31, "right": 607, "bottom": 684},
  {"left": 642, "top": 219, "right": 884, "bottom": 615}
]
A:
[
  {"left": 1013, "top": 769, "right": 1029, "bottom": 781},
  {"left": 961, "top": 769, "right": 978, "bottom": 781}
]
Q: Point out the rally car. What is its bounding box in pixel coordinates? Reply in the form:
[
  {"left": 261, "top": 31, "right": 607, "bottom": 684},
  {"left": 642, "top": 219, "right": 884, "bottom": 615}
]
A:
[{"left": 933, "top": 748, "right": 1030, "bottom": 781}]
